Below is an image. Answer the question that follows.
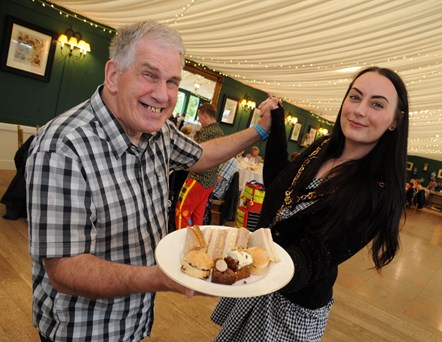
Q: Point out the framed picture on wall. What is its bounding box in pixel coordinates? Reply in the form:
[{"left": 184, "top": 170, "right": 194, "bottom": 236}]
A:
[
  {"left": 290, "top": 122, "right": 302, "bottom": 142},
  {"left": 406, "top": 161, "right": 413, "bottom": 171},
  {"left": 309, "top": 127, "right": 317, "bottom": 144},
  {"left": 248, "top": 108, "right": 261, "bottom": 128},
  {"left": 438, "top": 169, "right": 442, "bottom": 179},
  {"left": 220, "top": 97, "right": 238, "bottom": 125},
  {"left": 0, "top": 16, "right": 57, "bottom": 82}
]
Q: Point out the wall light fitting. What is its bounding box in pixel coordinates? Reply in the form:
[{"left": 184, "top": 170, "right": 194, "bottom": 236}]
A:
[
  {"left": 317, "top": 127, "right": 329, "bottom": 136},
  {"left": 57, "top": 28, "right": 91, "bottom": 59},
  {"left": 285, "top": 114, "right": 298, "bottom": 126},
  {"left": 240, "top": 96, "right": 256, "bottom": 111}
]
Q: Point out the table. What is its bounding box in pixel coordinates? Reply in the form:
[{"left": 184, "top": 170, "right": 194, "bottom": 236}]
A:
[
  {"left": 427, "top": 191, "right": 442, "bottom": 211},
  {"left": 238, "top": 166, "right": 263, "bottom": 194}
]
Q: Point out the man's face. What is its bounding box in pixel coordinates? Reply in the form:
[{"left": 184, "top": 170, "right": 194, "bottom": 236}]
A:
[
  {"left": 111, "top": 35, "right": 182, "bottom": 136},
  {"left": 197, "top": 111, "right": 208, "bottom": 127}
]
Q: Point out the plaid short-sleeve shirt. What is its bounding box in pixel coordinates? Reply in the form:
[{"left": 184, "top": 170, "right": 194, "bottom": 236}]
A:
[{"left": 26, "top": 86, "right": 202, "bottom": 341}]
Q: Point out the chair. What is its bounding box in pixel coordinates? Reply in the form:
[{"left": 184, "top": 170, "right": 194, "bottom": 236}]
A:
[
  {"left": 1, "top": 135, "right": 35, "bottom": 220},
  {"left": 17, "top": 125, "right": 24, "bottom": 147},
  {"left": 167, "top": 170, "right": 188, "bottom": 232},
  {"left": 211, "top": 172, "right": 239, "bottom": 225}
]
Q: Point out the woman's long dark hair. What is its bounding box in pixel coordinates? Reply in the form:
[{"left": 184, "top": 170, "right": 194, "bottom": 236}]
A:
[{"left": 292, "top": 67, "right": 409, "bottom": 270}]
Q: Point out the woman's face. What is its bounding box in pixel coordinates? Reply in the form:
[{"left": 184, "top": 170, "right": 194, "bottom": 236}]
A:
[{"left": 340, "top": 72, "right": 398, "bottom": 152}]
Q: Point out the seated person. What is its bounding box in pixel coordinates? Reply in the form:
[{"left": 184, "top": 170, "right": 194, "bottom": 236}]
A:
[
  {"left": 212, "top": 157, "right": 238, "bottom": 201},
  {"left": 203, "top": 157, "right": 238, "bottom": 225},
  {"left": 245, "top": 146, "right": 261, "bottom": 164},
  {"left": 406, "top": 179, "right": 426, "bottom": 208},
  {"left": 236, "top": 150, "right": 245, "bottom": 159},
  {"left": 180, "top": 125, "right": 193, "bottom": 138},
  {"left": 427, "top": 177, "right": 438, "bottom": 192},
  {"left": 405, "top": 179, "right": 417, "bottom": 206},
  {"left": 415, "top": 180, "right": 427, "bottom": 209}
]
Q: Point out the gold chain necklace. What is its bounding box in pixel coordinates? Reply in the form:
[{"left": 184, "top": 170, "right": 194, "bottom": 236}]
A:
[{"left": 274, "top": 138, "right": 330, "bottom": 223}]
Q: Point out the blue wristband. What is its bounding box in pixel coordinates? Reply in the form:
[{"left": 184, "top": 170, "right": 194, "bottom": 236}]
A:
[{"left": 254, "top": 124, "right": 269, "bottom": 140}]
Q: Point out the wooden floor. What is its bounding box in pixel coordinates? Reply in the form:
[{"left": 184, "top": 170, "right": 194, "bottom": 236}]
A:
[{"left": 0, "top": 169, "right": 441, "bottom": 341}]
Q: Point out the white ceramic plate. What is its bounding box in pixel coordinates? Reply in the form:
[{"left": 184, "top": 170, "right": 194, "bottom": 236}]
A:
[{"left": 155, "top": 225, "right": 295, "bottom": 297}]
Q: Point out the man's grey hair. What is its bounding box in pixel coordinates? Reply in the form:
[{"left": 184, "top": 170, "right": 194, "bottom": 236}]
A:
[{"left": 109, "top": 20, "right": 185, "bottom": 70}]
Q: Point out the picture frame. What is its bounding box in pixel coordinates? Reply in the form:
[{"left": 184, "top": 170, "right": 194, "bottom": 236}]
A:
[
  {"left": 309, "top": 127, "right": 317, "bottom": 144},
  {"left": 0, "top": 16, "right": 57, "bottom": 82},
  {"left": 220, "top": 97, "right": 238, "bottom": 125},
  {"left": 290, "top": 122, "right": 302, "bottom": 142},
  {"left": 437, "top": 169, "right": 442, "bottom": 179},
  {"left": 248, "top": 108, "right": 261, "bottom": 128},
  {"left": 406, "top": 162, "right": 413, "bottom": 171}
]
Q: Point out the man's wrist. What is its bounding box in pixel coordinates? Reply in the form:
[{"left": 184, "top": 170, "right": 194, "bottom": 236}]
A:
[{"left": 253, "top": 124, "right": 269, "bottom": 140}]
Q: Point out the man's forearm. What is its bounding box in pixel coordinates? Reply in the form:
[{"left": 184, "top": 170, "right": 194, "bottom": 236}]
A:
[
  {"left": 44, "top": 254, "right": 183, "bottom": 298},
  {"left": 190, "top": 126, "right": 261, "bottom": 172}
]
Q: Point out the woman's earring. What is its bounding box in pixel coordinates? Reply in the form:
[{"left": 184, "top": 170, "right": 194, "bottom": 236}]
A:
[{"left": 389, "top": 125, "right": 396, "bottom": 131}]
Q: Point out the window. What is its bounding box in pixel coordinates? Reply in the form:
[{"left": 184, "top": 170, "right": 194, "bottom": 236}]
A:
[
  {"left": 185, "top": 95, "right": 200, "bottom": 122},
  {"left": 173, "top": 91, "right": 185, "bottom": 116}
]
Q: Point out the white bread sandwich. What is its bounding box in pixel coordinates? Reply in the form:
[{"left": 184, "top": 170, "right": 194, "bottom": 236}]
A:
[
  {"left": 222, "top": 228, "right": 238, "bottom": 257},
  {"left": 181, "top": 250, "right": 214, "bottom": 279},
  {"left": 248, "top": 228, "right": 280, "bottom": 263},
  {"left": 183, "top": 225, "right": 206, "bottom": 254},
  {"left": 235, "top": 228, "right": 250, "bottom": 250},
  {"left": 206, "top": 228, "right": 228, "bottom": 260},
  {"left": 246, "top": 247, "right": 270, "bottom": 275}
]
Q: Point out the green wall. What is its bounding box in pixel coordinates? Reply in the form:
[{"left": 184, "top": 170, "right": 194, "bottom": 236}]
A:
[
  {"left": 0, "top": 0, "right": 334, "bottom": 160},
  {"left": 216, "top": 77, "right": 334, "bottom": 157},
  {"left": 407, "top": 155, "right": 442, "bottom": 188},
  {"left": 4, "top": 0, "right": 440, "bottom": 179},
  {"left": 0, "top": 0, "right": 113, "bottom": 127}
]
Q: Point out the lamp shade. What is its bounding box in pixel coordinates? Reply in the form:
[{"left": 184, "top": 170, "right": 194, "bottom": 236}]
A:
[
  {"left": 78, "top": 40, "right": 91, "bottom": 53},
  {"left": 67, "top": 36, "right": 78, "bottom": 48},
  {"left": 58, "top": 34, "right": 68, "bottom": 45},
  {"left": 247, "top": 100, "right": 256, "bottom": 109}
]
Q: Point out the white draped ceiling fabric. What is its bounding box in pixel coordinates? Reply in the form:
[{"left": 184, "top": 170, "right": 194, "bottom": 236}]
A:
[{"left": 49, "top": 0, "right": 442, "bottom": 161}]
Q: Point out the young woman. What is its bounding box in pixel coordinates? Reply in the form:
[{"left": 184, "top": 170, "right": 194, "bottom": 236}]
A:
[{"left": 211, "top": 67, "right": 409, "bottom": 341}]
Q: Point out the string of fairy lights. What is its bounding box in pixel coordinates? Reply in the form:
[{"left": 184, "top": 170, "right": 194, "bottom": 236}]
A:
[
  {"left": 165, "top": 0, "right": 197, "bottom": 25},
  {"left": 187, "top": 54, "right": 441, "bottom": 114},
  {"left": 29, "top": 0, "right": 442, "bottom": 157},
  {"left": 31, "top": 0, "right": 116, "bottom": 35},
  {"left": 408, "top": 109, "right": 442, "bottom": 155},
  {"left": 184, "top": 60, "right": 334, "bottom": 126}
]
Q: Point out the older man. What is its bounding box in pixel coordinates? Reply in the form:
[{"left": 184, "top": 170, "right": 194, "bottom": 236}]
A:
[{"left": 26, "top": 20, "right": 271, "bottom": 342}]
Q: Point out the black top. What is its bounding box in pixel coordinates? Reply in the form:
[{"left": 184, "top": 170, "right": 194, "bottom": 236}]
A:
[{"left": 258, "top": 106, "right": 377, "bottom": 309}]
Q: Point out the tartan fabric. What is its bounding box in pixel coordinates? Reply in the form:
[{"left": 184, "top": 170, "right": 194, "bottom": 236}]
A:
[
  {"left": 212, "top": 293, "right": 333, "bottom": 342},
  {"left": 26, "top": 86, "right": 202, "bottom": 341}
]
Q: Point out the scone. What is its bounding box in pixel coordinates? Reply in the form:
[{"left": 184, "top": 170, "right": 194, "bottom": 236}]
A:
[
  {"left": 181, "top": 250, "right": 214, "bottom": 279},
  {"left": 246, "top": 247, "right": 270, "bottom": 275}
]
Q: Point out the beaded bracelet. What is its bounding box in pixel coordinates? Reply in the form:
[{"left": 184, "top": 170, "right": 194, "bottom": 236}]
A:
[{"left": 253, "top": 123, "right": 269, "bottom": 140}]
